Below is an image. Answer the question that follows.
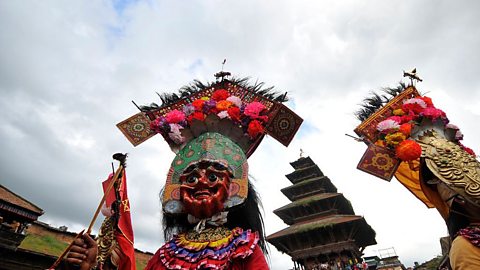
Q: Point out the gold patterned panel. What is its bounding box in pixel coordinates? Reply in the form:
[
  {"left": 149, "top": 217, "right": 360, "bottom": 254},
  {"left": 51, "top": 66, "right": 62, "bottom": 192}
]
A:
[
  {"left": 357, "top": 144, "right": 401, "bottom": 181},
  {"left": 419, "top": 132, "right": 480, "bottom": 205},
  {"left": 354, "top": 86, "right": 420, "bottom": 144},
  {"left": 96, "top": 217, "right": 116, "bottom": 265},
  {"left": 116, "top": 112, "right": 156, "bottom": 146}
]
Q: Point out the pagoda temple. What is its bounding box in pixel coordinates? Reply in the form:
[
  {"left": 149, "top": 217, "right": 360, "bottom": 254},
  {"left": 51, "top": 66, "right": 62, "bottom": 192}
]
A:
[{"left": 267, "top": 157, "right": 377, "bottom": 270}]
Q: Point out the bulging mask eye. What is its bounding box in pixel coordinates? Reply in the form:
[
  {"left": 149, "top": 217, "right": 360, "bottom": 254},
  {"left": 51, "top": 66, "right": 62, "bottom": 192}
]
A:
[
  {"left": 186, "top": 175, "right": 198, "bottom": 185},
  {"left": 212, "top": 163, "right": 227, "bottom": 171},
  {"left": 208, "top": 173, "right": 218, "bottom": 182}
]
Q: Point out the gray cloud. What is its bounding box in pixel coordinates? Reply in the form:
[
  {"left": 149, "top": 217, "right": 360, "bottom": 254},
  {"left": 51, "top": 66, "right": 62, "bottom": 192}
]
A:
[{"left": 1, "top": 0, "right": 479, "bottom": 268}]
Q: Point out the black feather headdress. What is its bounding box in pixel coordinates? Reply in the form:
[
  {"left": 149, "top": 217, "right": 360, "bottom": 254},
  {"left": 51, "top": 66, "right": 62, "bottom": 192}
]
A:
[
  {"left": 355, "top": 82, "right": 407, "bottom": 122},
  {"left": 138, "top": 77, "right": 288, "bottom": 113}
]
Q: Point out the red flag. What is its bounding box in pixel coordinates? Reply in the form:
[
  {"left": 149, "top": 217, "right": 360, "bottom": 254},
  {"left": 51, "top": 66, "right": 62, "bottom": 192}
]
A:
[{"left": 102, "top": 171, "right": 136, "bottom": 270}]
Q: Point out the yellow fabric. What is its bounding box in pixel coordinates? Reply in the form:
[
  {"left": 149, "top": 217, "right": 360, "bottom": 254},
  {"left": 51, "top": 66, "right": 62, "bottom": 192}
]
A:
[
  {"left": 176, "top": 230, "right": 234, "bottom": 250},
  {"left": 394, "top": 160, "right": 434, "bottom": 208},
  {"left": 450, "top": 236, "right": 480, "bottom": 270},
  {"left": 419, "top": 174, "right": 450, "bottom": 219},
  {"left": 394, "top": 160, "right": 451, "bottom": 219}
]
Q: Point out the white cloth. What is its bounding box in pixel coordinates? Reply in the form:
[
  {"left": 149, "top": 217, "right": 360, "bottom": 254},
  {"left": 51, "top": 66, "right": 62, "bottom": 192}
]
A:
[{"left": 187, "top": 211, "right": 229, "bottom": 232}]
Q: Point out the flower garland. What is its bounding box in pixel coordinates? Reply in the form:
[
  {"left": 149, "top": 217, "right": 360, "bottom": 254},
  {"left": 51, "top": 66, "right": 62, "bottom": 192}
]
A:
[
  {"left": 374, "top": 96, "right": 475, "bottom": 161},
  {"left": 150, "top": 89, "right": 269, "bottom": 145}
]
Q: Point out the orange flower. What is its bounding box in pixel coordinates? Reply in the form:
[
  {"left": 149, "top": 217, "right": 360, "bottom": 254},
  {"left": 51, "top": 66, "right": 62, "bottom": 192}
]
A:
[
  {"left": 399, "top": 123, "right": 412, "bottom": 136},
  {"left": 396, "top": 140, "right": 422, "bottom": 161},
  {"left": 216, "top": 100, "right": 233, "bottom": 111}
]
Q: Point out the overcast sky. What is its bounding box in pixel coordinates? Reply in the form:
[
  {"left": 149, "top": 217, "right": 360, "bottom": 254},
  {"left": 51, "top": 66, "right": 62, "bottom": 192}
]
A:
[{"left": 1, "top": 1, "right": 480, "bottom": 269}]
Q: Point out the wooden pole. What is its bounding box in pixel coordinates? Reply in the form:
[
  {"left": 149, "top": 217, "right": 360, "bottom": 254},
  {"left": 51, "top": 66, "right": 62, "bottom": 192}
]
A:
[
  {"left": 49, "top": 229, "right": 85, "bottom": 269},
  {"left": 86, "top": 165, "right": 124, "bottom": 234},
  {"left": 48, "top": 155, "right": 126, "bottom": 269}
]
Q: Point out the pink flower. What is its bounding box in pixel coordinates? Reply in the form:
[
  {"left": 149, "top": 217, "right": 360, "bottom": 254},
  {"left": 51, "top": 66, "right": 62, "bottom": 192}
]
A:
[
  {"left": 455, "top": 130, "right": 464, "bottom": 141},
  {"left": 421, "top": 107, "right": 446, "bottom": 120},
  {"left": 244, "top": 102, "right": 266, "bottom": 119},
  {"left": 376, "top": 119, "right": 400, "bottom": 132},
  {"left": 168, "top": 123, "right": 185, "bottom": 144},
  {"left": 403, "top": 98, "right": 427, "bottom": 108},
  {"left": 386, "top": 116, "right": 402, "bottom": 123},
  {"left": 165, "top": 109, "right": 186, "bottom": 124},
  {"left": 227, "top": 96, "right": 242, "bottom": 107}
]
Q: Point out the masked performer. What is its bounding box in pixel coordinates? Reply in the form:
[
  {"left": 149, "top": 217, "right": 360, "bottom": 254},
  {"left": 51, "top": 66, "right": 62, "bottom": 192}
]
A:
[
  {"left": 354, "top": 80, "right": 480, "bottom": 269},
  {"left": 66, "top": 72, "right": 302, "bottom": 270}
]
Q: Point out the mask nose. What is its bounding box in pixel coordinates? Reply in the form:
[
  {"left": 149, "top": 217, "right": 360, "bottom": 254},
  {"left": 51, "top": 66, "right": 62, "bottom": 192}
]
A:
[{"left": 196, "top": 169, "right": 211, "bottom": 187}]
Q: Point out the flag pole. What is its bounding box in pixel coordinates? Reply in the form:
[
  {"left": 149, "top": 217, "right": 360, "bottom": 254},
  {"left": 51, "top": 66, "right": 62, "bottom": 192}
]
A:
[
  {"left": 86, "top": 165, "right": 124, "bottom": 234},
  {"left": 48, "top": 153, "right": 127, "bottom": 269},
  {"left": 87, "top": 153, "right": 127, "bottom": 234},
  {"left": 48, "top": 229, "right": 85, "bottom": 269}
]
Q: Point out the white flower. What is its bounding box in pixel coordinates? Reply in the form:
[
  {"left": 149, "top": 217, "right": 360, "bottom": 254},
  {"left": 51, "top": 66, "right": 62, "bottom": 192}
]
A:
[
  {"left": 168, "top": 123, "right": 185, "bottom": 144},
  {"left": 377, "top": 119, "right": 400, "bottom": 132},
  {"left": 226, "top": 96, "right": 242, "bottom": 107},
  {"left": 217, "top": 111, "right": 229, "bottom": 119}
]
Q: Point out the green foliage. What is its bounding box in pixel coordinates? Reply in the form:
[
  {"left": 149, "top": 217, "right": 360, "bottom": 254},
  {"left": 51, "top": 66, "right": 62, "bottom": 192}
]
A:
[
  {"left": 296, "top": 222, "right": 333, "bottom": 233},
  {"left": 415, "top": 255, "right": 443, "bottom": 270},
  {"left": 19, "top": 234, "right": 68, "bottom": 256},
  {"left": 136, "top": 258, "right": 149, "bottom": 269}
]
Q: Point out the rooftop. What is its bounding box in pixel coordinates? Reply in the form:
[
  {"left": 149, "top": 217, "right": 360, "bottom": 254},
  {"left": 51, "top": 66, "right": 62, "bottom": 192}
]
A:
[{"left": 0, "top": 185, "right": 44, "bottom": 215}]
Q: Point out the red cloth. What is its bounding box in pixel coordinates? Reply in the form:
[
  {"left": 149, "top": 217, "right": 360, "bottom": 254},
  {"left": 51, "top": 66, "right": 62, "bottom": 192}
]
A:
[
  {"left": 102, "top": 171, "right": 136, "bottom": 270},
  {"left": 145, "top": 245, "right": 268, "bottom": 270}
]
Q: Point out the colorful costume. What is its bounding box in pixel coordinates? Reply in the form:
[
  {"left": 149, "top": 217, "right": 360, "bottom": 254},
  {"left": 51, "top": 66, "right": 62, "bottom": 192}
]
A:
[
  {"left": 117, "top": 73, "right": 302, "bottom": 269},
  {"left": 353, "top": 79, "right": 480, "bottom": 269}
]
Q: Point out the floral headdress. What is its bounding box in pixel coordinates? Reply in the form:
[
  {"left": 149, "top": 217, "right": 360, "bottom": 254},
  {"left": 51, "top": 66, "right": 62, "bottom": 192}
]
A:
[
  {"left": 356, "top": 85, "right": 474, "bottom": 162},
  {"left": 117, "top": 74, "right": 303, "bottom": 214},
  {"left": 354, "top": 81, "right": 479, "bottom": 214}
]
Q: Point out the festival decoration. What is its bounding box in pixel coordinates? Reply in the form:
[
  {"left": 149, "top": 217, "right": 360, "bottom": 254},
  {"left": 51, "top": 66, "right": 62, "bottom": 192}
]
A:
[
  {"left": 115, "top": 71, "right": 303, "bottom": 270},
  {"left": 353, "top": 71, "right": 479, "bottom": 213},
  {"left": 97, "top": 170, "right": 135, "bottom": 270}
]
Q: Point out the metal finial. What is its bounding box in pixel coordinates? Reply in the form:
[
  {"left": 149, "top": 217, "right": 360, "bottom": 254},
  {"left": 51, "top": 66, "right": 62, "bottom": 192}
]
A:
[
  {"left": 300, "top": 149, "right": 304, "bottom": 158},
  {"left": 403, "top": 68, "right": 423, "bottom": 86},
  {"left": 214, "top": 59, "right": 231, "bottom": 81}
]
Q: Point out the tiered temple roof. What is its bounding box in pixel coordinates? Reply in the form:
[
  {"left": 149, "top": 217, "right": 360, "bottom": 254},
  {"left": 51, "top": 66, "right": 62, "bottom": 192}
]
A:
[
  {"left": 0, "top": 185, "right": 44, "bottom": 251},
  {"left": 267, "top": 157, "right": 376, "bottom": 270}
]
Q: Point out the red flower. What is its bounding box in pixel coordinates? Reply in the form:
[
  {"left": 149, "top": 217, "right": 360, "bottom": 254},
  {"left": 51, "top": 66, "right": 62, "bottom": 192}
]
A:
[
  {"left": 192, "top": 99, "right": 205, "bottom": 111},
  {"left": 420, "top": 96, "right": 434, "bottom": 107},
  {"left": 400, "top": 113, "right": 416, "bottom": 124},
  {"left": 399, "top": 123, "right": 412, "bottom": 136},
  {"left": 402, "top": 103, "right": 424, "bottom": 114},
  {"left": 247, "top": 120, "right": 265, "bottom": 139},
  {"left": 227, "top": 107, "right": 241, "bottom": 122},
  {"left": 396, "top": 140, "right": 422, "bottom": 161},
  {"left": 459, "top": 142, "right": 476, "bottom": 156},
  {"left": 212, "top": 89, "right": 229, "bottom": 101},
  {"left": 187, "top": 112, "right": 205, "bottom": 123},
  {"left": 464, "top": 147, "right": 476, "bottom": 156}
]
